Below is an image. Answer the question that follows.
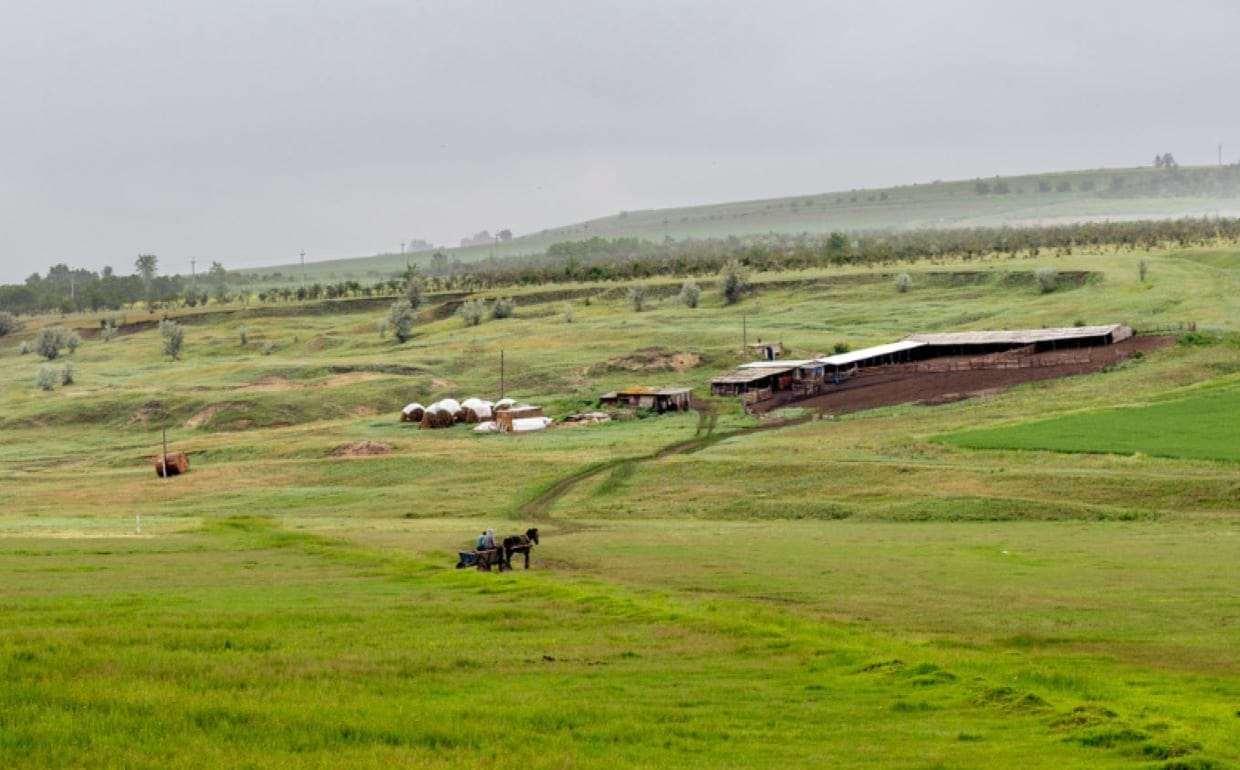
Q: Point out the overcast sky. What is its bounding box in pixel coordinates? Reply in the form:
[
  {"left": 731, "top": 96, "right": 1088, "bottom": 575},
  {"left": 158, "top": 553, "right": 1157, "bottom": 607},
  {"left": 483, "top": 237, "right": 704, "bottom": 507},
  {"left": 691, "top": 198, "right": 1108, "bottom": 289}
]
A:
[{"left": 2, "top": 0, "right": 1237, "bottom": 281}]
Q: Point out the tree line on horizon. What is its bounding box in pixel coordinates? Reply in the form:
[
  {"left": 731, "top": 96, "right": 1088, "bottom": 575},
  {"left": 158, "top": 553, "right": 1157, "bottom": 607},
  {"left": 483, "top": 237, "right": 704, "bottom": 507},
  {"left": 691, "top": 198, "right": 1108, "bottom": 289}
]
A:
[{"left": 4, "top": 216, "right": 1240, "bottom": 317}]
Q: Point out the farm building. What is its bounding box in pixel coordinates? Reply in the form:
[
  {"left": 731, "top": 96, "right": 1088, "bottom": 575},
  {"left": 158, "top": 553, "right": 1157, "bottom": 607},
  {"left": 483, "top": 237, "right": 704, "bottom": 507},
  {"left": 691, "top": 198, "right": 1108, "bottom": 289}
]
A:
[
  {"left": 598, "top": 387, "right": 692, "bottom": 413},
  {"left": 711, "top": 360, "right": 823, "bottom": 399},
  {"left": 817, "top": 341, "right": 931, "bottom": 373},
  {"left": 905, "top": 324, "right": 1133, "bottom": 355},
  {"left": 746, "top": 340, "right": 784, "bottom": 361}
]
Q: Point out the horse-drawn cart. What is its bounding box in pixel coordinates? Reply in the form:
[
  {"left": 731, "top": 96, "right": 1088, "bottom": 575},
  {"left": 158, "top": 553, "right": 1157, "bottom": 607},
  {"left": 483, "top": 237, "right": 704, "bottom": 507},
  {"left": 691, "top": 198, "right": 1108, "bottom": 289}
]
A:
[{"left": 455, "top": 528, "right": 540, "bottom": 572}]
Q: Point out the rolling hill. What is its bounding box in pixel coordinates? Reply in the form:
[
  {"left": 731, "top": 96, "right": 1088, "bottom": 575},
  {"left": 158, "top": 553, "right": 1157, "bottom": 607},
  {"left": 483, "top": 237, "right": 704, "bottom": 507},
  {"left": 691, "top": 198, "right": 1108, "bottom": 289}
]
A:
[{"left": 242, "top": 164, "right": 1240, "bottom": 283}]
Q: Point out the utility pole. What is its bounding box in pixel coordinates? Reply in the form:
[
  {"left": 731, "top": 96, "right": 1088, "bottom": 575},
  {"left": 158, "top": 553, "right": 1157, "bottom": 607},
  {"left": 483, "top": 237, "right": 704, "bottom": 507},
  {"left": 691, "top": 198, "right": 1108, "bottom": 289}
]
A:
[
  {"left": 300, "top": 250, "right": 306, "bottom": 288},
  {"left": 190, "top": 258, "right": 197, "bottom": 288},
  {"left": 742, "top": 315, "right": 747, "bottom": 355},
  {"left": 401, "top": 241, "right": 406, "bottom": 255},
  {"left": 500, "top": 349, "right": 505, "bottom": 399},
  {"left": 160, "top": 425, "right": 169, "bottom": 480}
]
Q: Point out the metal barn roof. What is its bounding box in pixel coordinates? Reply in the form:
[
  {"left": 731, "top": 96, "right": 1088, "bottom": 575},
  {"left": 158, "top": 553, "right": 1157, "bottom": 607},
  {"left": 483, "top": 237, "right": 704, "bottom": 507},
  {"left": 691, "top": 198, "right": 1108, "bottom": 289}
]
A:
[
  {"left": 816, "top": 340, "right": 928, "bottom": 367},
  {"left": 711, "top": 366, "right": 796, "bottom": 385},
  {"left": 905, "top": 324, "right": 1127, "bottom": 346},
  {"left": 738, "top": 359, "right": 820, "bottom": 369}
]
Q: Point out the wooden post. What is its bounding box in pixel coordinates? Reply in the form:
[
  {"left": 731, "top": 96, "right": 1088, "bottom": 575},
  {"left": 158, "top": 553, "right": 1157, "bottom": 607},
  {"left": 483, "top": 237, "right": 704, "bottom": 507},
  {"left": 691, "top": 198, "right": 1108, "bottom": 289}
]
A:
[
  {"left": 161, "top": 426, "right": 168, "bottom": 479},
  {"left": 742, "top": 315, "right": 747, "bottom": 355},
  {"left": 500, "top": 349, "right": 505, "bottom": 399}
]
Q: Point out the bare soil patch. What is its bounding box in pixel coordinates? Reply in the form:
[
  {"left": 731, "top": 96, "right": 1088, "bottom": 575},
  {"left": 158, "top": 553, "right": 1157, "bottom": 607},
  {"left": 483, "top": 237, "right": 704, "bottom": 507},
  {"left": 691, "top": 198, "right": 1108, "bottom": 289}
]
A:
[
  {"left": 760, "top": 336, "right": 1175, "bottom": 416},
  {"left": 330, "top": 441, "right": 392, "bottom": 457},
  {"left": 185, "top": 402, "right": 251, "bottom": 429},
  {"left": 590, "top": 348, "right": 702, "bottom": 375}
]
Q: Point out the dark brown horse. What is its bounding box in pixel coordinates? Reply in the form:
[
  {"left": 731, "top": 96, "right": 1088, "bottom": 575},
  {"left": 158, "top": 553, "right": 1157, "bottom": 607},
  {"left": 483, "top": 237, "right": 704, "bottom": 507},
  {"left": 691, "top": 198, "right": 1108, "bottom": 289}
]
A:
[{"left": 502, "top": 528, "right": 540, "bottom": 570}]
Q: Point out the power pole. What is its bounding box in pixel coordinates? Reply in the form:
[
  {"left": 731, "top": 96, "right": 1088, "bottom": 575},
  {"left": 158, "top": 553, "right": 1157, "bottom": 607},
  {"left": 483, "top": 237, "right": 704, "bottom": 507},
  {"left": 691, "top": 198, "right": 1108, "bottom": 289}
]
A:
[
  {"left": 1220, "top": 143, "right": 1224, "bottom": 166},
  {"left": 190, "top": 258, "right": 196, "bottom": 288},
  {"left": 160, "top": 425, "right": 169, "bottom": 480},
  {"left": 742, "top": 315, "right": 747, "bottom": 355},
  {"left": 300, "top": 250, "right": 306, "bottom": 288},
  {"left": 500, "top": 349, "right": 505, "bottom": 399}
]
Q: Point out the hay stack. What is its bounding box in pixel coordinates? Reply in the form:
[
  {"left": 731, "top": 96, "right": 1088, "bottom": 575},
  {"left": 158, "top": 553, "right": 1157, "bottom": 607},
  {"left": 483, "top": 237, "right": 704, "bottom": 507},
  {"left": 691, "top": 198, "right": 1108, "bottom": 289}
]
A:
[
  {"left": 155, "top": 451, "right": 190, "bottom": 477},
  {"left": 400, "top": 402, "right": 425, "bottom": 423},
  {"left": 421, "top": 404, "right": 456, "bottom": 429},
  {"left": 494, "top": 397, "right": 517, "bottom": 412},
  {"left": 460, "top": 398, "right": 494, "bottom": 423}
]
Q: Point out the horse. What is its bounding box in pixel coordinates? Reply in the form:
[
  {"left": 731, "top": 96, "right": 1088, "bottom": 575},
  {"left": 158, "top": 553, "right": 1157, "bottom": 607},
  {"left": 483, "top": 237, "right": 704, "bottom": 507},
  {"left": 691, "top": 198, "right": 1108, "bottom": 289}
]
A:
[{"left": 502, "top": 528, "right": 540, "bottom": 570}]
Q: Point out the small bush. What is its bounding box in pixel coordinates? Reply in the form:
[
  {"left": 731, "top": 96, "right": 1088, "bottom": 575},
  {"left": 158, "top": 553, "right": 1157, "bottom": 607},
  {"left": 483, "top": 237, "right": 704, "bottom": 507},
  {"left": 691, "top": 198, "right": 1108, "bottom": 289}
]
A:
[
  {"left": 377, "top": 320, "right": 388, "bottom": 339},
  {"left": 895, "top": 273, "right": 912, "bottom": 293},
  {"left": 720, "top": 260, "right": 750, "bottom": 305},
  {"left": 159, "top": 320, "right": 184, "bottom": 361},
  {"left": 0, "top": 311, "right": 21, "bottom": 337},
  {"left": 490, "top": 297, "right": 515, "bottom": 319},
  {"left": 628, "top": 285, "right": 649, "bottom": 312},
  {"left": 678, "top": 280, "right": 701, "bottom": 308},
  {"left": 388, "top": 300, "right": 415, "bottom": 342},
  {"left": 405, "top": 277, "right": 424, "bottom": 309},
  {"left": 65, "top": 332, "right": 81, "bottom": 354},
  {"left": 1035, "top": 267, "right": 1058, "bottom": 293},
  {"left": 833, "top": 342, "right": 851, "bottom": 354},
  {"left": 458, "top": 299, "right": 485, "bottom": 326},
  {"left": 563, "top": 304, "right": 575, "bottom": 324},
  {"left": 238, "top": 326, "right": 249, "bottom": 346},
  {"left": 101, "top": 323, "right": 118, "bottom": 342},
  {"left": 261, "top": 341, "right": 277, "bottom": 356},
  {"left": 1178, "top": 331, "right": 1215, "bottom": 346},
  {"left": 1139, "top": 258, "right": 1149, "bottom": 282},
  {"left": 60, "top": 362, "right": 76, "bottom": 386},
  {"left": 36, "top": 365, "right": 57, "bottom": 391},
  {"left": 35, "top": 327, "right": 70, "bottom": 360},
  {"left": 19, "top": 341, "right": 30, "bottom": 355}
]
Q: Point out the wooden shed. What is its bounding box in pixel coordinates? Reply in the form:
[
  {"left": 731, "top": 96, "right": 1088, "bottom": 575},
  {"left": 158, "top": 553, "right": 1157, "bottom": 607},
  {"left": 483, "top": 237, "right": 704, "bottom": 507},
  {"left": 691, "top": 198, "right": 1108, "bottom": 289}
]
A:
[{"left": 598, "top": 387, "right": 692, "bottom": 413}]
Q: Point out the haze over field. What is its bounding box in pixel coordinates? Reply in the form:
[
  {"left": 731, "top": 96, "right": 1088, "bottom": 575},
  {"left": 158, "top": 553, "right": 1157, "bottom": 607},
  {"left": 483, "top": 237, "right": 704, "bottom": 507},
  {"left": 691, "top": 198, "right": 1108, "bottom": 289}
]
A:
[{"left": 3, "top": 0, "right": 1240, "bottom": 281}]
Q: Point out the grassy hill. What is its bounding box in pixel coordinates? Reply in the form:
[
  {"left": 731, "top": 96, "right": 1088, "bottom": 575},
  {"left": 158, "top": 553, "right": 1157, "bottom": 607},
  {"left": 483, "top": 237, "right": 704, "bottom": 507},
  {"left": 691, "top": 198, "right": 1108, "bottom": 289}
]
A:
[
  {"left": 243, "top": 164, "right": 1240, "bottom": 284},
  {"left": 3, "top": 242, "right": 1240, "bottom": 767}
]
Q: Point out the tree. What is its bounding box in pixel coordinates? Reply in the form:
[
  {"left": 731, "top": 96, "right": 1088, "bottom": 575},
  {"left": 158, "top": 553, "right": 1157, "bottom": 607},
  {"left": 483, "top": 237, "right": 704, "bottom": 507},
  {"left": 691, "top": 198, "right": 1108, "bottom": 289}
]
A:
[
  {"left": 388, "top": 301, "right": 415, "bottom": 342},
  {"left": 0, "top": 311, "right": 20, "bottom": 337},
  {"left": 135, "top": 254, "right": 158, "bottom": 307},
  {"left": 37, "top": 365, "right": 57, "bottom": 391},
  {"left": 497, "top": 229, "right": 513, "bottom": 242},
  {"left": 404, "top": 274, "right": 424, "bottom": 310},
  {"left": 1035, "top": 267, "right": 1058, "bottom": 293},
  {"left": 159, "top": 320, "right": 184, "bottom": 360},
  {"left": 627, "top": 285, "right": 649, "bottom": 312},
  {"left": 457, "top": 299, "right": 485, "bottom": 326},
  {"left": 720, "top": 260, "right": 749, "bottom": 305},
  {"left": 35, "top": 327, "right": 70, "bottom": 360},
  {"left": 208, "top": 262, "right": 228, "bottom": 303},
  {"left": 490, "top": 298, "right": 515, "bottom": 319},
  {"left": 895, "top": 273, "right": 912, "bottom": 293},
  {"left": 1139, "top": 259, "right": 1149, "bottom": 282},
  {"left": 678, "top": 279, "right": 700, "bottom": 308}
]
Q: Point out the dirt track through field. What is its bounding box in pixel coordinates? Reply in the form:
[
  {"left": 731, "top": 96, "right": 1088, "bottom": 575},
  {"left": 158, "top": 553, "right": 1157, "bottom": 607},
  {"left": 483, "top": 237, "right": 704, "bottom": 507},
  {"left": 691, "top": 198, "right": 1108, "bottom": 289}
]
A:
[{"left": 766, "top": 336, "right": 1175, "bottom": 416}]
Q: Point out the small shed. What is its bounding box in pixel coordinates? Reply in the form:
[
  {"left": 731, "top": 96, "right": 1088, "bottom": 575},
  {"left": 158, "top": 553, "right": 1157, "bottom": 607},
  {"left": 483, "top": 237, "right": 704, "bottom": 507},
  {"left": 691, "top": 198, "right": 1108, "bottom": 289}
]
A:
[
  {"left": 746, "top": 340, "right": 784, "bottom": 361},
  {"left": 598, "top": 387, "right": 692, "bottom": 413},
  {"left": 496, "top": 405, "right": 544, "bottom": 431},
  {"left": 711, "top": 364, "right": 797, "bottom": 397}
]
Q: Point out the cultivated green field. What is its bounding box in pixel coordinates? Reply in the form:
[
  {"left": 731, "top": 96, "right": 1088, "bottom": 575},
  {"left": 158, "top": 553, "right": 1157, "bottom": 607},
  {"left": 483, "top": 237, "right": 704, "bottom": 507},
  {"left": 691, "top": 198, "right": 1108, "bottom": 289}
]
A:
[
  {"left": 942, "top": 380, "right": 1240, "bottom": 463},
  {"left": 2, "top": 245, "right": 1239, "bottom": 768},
  {"left": 245, "top": 165, "right": 1240, "bottom": 283}
]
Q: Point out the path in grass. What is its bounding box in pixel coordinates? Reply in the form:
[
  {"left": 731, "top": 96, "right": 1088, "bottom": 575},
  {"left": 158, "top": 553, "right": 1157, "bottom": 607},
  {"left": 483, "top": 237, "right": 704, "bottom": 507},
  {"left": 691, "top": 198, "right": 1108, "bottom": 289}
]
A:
[{"left": 939, "top": 382, "right": 1240, "bottom": 463}]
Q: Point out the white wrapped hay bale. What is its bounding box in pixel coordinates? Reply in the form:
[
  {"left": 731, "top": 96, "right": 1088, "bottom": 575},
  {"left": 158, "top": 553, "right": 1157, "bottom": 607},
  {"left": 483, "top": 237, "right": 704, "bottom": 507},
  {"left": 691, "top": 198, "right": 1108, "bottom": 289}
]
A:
[{"left": 400, "top": 402, "right": 425, "bottom": 423}]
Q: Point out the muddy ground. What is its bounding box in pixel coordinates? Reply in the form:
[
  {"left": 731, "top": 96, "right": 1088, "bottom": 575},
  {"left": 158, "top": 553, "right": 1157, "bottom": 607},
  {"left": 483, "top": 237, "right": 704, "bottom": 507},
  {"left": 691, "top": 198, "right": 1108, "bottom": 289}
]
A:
[{"left": 759, "top": 336, "right": 1175, "bottom": 416}]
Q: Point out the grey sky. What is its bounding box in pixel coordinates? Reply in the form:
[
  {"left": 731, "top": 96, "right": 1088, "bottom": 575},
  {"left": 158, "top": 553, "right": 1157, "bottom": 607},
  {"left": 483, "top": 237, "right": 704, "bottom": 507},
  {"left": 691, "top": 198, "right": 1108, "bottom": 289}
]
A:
[{"left": 2, "top": 0, "right": 1237, "bottom": 281}]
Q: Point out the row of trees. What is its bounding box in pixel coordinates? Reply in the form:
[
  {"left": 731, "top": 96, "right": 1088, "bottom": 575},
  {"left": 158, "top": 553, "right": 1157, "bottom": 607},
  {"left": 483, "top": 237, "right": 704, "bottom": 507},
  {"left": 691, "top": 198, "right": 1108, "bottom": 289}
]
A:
[{"left": 1, "top": 255, "right": 232, "bottom": 316}]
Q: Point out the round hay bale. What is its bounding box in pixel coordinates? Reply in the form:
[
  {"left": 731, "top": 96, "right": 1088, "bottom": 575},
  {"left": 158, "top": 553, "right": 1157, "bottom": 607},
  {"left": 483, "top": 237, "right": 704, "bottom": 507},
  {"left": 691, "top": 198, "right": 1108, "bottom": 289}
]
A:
[
  {"left": 420, "top": 405, "right": 455, "bottom": 429},
  {"left": 461, "top": 398, "right": 493, "bottom": 423},
  {"left": 437, "top": 398, "right": 461, "bottom": 414},
  {"left": 400, "top": 402, "right": 425, "bottom": 423}
]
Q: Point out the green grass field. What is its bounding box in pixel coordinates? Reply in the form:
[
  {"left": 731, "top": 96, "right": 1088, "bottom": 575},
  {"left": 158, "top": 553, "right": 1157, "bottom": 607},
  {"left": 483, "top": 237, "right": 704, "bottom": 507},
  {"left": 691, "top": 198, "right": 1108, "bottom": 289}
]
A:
[
  {"left": 941, "top": 381, "right": 1240, "bottom": 463},
  {"left": 2, "top": 245, "right": 1239, "bottom": 768}
]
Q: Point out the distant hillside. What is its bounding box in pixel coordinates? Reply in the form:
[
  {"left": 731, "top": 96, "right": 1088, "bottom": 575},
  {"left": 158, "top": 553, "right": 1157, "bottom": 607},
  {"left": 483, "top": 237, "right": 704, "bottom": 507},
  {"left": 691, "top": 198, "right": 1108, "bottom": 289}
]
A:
[{"left": 242, "top": 164, "right": 1240, "bottom": 283}]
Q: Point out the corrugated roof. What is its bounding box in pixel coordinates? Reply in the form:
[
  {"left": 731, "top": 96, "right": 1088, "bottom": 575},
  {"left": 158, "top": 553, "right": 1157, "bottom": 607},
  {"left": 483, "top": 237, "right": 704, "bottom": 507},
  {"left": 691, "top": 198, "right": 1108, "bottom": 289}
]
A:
[
  {"left": 905, "top": 324, "right": 1125, "bottom": 346},
  {"left": 606, "top": 387, "right": 693, "bottom": 396},
  {"left": 739, "top": 359, "right": 819, "bottom": 369},
  {"left": 816, "top": 340, "right": 927, "bottom": 367},
  {"left": 711, "top": 366, "right": 795, "bottom": 384}
]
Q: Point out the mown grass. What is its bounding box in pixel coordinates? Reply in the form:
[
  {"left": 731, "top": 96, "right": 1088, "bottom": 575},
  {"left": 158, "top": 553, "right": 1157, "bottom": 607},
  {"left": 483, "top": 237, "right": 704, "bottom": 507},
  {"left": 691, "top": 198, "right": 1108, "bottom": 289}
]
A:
[{"left": 2, "top": 246, "right": 1239, "bottom": 767}]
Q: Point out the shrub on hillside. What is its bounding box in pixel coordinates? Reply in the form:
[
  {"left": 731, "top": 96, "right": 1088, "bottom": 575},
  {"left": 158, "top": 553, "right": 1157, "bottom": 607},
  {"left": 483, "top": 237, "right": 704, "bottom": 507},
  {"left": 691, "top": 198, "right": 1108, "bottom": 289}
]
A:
[
  {"left": 490, "top": 297, "right": 515, "bottom": 319},
  {"left": 678, "top": 279, "right": 700, "bottom": 308},
  {"left": 36, "top": 365, "right": 57, "bottom": 391},
  {"left": 627, "top": 285, "right": 649, "bottom": 312},
  {"left": 388, "top": 300, "right": 415, "bottom": 342},
  {"left": 720, "top": 260, "right": 749, "bottom": 305},
  {"left": 0, "top": 311, "right": 21, "bottom": 337},
  {"left": 65, "top": 332, "right": 81, "bottom": 354},
  {"left": 262, "top": 341, "right": 277, "bottom": 355},
  {"left": 458, "top": 299, "right": 485, "bottom": 327},
  {"left": 159, "top": 320, "right": 184, "bottom": 360},
  {"left": 101, "top": 323, "right": 118, "bottom": 342},
  {"left": 1035, "top": 267, "right": 1058, "bottom": 293},
  {"left": 833, "top": 341, "right": 851, "bottom": 354},
  {"left": 239, "top": 326, "right": 249, "bottom": 347},
  {"left": 19, "top": 341, "right": 30, "bottom": 355},
  {"left": 35, "top": 327, "right": 70, "bottom": 360},
  {"left": 563, "top": 303, "right": 575, "bottom": 324},
  {"left": 895, "top": 273, "right": 912, "bottom": 293},
  {"left": 1139, "top": 259, "right": 1149, "bottom": 282},
  {"left": 405, "top": 276, "right": 424, "bottom": 309},
  {"left": 61, "top": 362, "right": 76, "bottom": 386}
]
